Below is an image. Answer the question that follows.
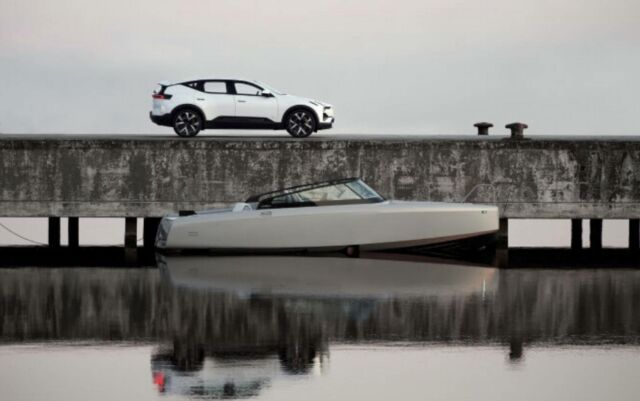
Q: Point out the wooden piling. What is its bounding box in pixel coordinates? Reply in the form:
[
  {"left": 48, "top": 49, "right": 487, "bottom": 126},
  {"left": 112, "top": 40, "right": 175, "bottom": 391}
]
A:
[
  {"left": 124, "top": 217, "right": 137, "bottom": 249},
  {"left": 48, "top": 217, "right": 60, "bottom": 247},
  {"left": 68, "top": 217, "right": 79, "bottom": 247},
  {"left": 571, "top": 219, "right": 582, "bottom": 250},
  {"left": 143, "top": 217, "right": 161, "bottom": 249},
  {"left": 630, "top": 219, "right": 639, "bottom": 249},
  {"left": 590, "top": 219, "right": 603, "bottom": 249}
]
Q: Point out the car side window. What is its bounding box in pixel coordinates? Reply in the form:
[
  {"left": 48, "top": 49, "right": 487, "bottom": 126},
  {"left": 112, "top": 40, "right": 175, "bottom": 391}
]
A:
[
  {"left": 203, "top": 81, "right": 228, "bottom": 94},
  {"left": 183, "top": 81, "right": 200, "bottom": 90},
  {"left": 234, "top": 82, "right": 262, "bottom": 96}
]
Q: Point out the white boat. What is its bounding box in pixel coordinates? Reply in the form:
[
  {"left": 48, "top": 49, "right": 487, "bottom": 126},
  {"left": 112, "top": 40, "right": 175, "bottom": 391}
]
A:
[{"left": 155, "top": 178, "right": 498, "bottom": 252}]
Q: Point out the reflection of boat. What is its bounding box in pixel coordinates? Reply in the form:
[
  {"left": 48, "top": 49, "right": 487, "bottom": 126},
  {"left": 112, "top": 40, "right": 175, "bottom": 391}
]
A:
[
  {"left": 155, "top": 178, "right": 498, "bottom": 252},
  {"left": 158, "top": 254, "right": 498, "bottom": 299}
]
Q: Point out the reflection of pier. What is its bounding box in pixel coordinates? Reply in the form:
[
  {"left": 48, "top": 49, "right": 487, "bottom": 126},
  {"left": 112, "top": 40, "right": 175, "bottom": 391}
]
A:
[{"left": 1, "top": 263, "right": 639, "bottom": 350}]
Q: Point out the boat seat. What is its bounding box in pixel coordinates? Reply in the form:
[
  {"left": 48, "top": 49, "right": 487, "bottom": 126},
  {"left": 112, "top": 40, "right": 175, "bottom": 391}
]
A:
[{"left": 232, "top": 202, "right": 253, "bottom": 212}]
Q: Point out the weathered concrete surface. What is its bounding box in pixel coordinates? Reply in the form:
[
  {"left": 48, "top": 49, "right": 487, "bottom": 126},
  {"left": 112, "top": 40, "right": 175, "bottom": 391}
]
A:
[{"left": 2, "top": 134, "right": 640, "bottom": 218}]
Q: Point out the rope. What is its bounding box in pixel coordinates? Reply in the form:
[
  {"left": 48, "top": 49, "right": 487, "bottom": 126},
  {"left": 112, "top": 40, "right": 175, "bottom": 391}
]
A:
[
  {"left": 0, "top": 222, "right": 145, "bottom": 247},
  {"left": 104, "top": 237, "right": 145, "bottom": 246},
  {"left": 0, "top": 222, "right": 47, "bottom": 246}
]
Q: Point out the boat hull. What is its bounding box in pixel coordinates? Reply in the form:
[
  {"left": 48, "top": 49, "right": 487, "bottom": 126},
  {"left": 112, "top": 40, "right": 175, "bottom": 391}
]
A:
[{"left": 157, "top": 201, "right": 499, "bottom": 252}]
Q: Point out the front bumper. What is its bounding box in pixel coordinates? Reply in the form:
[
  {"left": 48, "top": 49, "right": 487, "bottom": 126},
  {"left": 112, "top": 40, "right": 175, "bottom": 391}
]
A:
[
  {"left": 155, "top": 216, "right": 177, "bottom": 248},
  {"left": 317, "top": 106, "right": 334, "bottom": 130},
  {"left": 318, "top": 119, "right": 334, "bottom": 130},
  {"left": 150, "top": 112, "right": 173, "bottom": 127}
]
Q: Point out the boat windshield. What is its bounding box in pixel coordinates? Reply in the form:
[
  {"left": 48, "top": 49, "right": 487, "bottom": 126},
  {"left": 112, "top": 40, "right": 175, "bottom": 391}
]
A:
[{"left": 246, "top": 178, "right": 385, "bottom": 209}]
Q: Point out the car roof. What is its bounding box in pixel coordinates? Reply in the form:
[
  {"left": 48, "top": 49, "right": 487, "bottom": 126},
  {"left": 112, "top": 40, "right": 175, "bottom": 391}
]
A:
[{"left": 161, "top": 78, "right": 258, "bottom": 86}]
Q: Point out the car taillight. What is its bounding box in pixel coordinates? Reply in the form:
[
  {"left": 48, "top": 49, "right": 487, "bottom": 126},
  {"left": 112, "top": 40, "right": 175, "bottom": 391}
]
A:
[
  {"left": 152, "top": 93, "right": 172, "bottom": 100},
  {"left": 152, "top": 372, "right": 166, "bottom": 393}
]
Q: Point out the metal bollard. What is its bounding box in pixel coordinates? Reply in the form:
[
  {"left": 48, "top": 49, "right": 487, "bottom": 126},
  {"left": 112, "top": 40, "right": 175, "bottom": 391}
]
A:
[
  {"left": 505, "top": 122, "right": 528, "bottom": 139},
  {"left": 474, "top": 122, "right": 493, "bottom": 136}
]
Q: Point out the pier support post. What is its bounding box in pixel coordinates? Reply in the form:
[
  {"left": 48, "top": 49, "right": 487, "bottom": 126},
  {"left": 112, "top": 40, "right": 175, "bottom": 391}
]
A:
[
  {"left": 124, "top": 217, "right": 138, "bottom": 266},
  {"left": 497, "top": 218, "right": 508, "bottom": 249},
  {"left": 48, "top": 217, "right": 60, "bottom": 247},
  {"left": 68, "top": 217, "right": 79, "bottom": 248},
  {"left": 571, "top": 219, "right": 582, "bottom": 250},
  {"left": 508, "top": 337, "right": 524, "bottom": 362},
  {"left": 630, "top": 219, "right": 639, "bottom": 249},
  {"left": 143, "top": 217, "right": 161, "bottom": 249},
  {"left": 124, "top": 218, "right": 137, "bottom": 249},
  {"left": 495, "top": 218, "right": 509, "bottom": 268},
  {"left": 590, "top": 219, "right": 603, "bottom": 249}
]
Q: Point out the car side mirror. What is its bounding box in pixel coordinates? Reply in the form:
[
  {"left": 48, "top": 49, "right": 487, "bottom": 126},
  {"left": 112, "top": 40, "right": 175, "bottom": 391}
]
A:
[{"left": 261, "top": 89, "right": 273, "bottom": 97}]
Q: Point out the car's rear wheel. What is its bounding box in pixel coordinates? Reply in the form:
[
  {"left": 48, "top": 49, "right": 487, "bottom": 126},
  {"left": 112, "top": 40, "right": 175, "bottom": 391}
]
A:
[
  {"left": 285, "top": 110, "right": 316, "bottom": 138},
  {"left": 173, "top": 109, "right": 202, "bottom": 137}
]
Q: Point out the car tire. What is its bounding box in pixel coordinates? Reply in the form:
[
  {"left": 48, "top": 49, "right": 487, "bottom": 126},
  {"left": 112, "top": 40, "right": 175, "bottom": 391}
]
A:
[
  {"left": 285, "top": 109, "right": 316, "bottom": 138},
  {"left": 173, "top": 109, "right": 203, "bottom": 137}
]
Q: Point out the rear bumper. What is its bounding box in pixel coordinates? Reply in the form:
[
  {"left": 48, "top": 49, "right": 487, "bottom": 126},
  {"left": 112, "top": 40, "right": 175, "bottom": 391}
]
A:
[{"left": 150, "top": 112, "right": 173, "bottom": 127}]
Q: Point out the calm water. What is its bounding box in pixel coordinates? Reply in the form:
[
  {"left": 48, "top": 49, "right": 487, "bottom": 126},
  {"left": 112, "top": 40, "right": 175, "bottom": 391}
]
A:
[{"left": 1, "top": 255, "right": 640, "bottom": 400}]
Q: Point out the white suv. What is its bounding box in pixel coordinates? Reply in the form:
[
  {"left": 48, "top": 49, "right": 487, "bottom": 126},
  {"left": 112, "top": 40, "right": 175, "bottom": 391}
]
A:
[{"left": 150, "top": 78, "right": 334, "bottom": 138}]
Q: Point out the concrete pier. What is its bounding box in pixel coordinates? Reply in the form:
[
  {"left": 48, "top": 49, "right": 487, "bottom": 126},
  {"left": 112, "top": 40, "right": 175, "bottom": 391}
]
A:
[
  {"left": 3, "top": 134, "right": 640, "bottom": 219},
  {"left": 3, "top": 134, "right": 640, "bottom": 250}
]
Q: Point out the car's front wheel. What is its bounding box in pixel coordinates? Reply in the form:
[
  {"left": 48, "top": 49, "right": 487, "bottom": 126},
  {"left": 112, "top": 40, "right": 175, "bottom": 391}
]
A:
[
  {"left": 285, "top": 110, "right": 316, "bottom": 138},
  {"left": 173, "top": 109, "right": 202, "bottom": 137}
]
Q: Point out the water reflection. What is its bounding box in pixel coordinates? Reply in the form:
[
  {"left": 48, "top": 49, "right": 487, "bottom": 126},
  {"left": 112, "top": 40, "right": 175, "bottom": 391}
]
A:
[
  {"left": 151, "top": 350, "right": 285, "bottom": 398},
  {"left": 1, "top": 255, "right": 640, "bottom": 398},
  {"left": 158, "top": 254, "right": 497, "bottom": 299}
]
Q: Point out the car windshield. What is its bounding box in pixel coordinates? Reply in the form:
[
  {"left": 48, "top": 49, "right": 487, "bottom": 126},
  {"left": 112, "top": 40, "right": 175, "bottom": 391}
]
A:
[
  {"left": 246, "top": 178, "right": 384, "bottom": 209},
  {"left": 253, "top": 81, "right": 285, "bottom": 95}
]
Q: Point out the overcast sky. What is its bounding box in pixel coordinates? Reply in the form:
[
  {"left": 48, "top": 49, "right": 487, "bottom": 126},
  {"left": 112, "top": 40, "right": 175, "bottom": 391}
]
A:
[
  {"left": 1, "top": 0, "right": 638, "bottom": 244},
  {"left": 1, "top": 0, "right": 639, "bottom": 135}
]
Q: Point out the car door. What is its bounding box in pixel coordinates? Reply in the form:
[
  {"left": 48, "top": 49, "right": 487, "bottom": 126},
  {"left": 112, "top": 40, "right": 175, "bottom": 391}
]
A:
[
  {"left": 232, "top": 81, "right": 278, "bottom": 122},
  {"left": 198, "top": 80, "right": 236, "bottom": 121}
]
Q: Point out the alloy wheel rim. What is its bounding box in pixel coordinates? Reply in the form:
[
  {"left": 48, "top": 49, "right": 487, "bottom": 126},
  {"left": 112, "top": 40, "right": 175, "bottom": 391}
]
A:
[
  {"left": 175, "top": 111, "right": 200, "bottom": 136},
  {"left": 288, "top": 112, "right": 313, "bottom": 137}
]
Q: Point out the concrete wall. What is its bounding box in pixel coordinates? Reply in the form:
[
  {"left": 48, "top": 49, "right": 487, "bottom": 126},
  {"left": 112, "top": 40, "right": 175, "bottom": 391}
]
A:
[{"left": 2, "top": 134, "right": 640, "bottom": 218}]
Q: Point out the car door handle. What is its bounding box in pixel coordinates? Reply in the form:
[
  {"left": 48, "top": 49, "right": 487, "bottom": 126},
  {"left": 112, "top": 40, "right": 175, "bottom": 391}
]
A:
[
  {"left": 196, "top": 98, "right": 204, "bottom": 101},
  {"left": 237, "top": 99, "right": 246, "bottom": 103}
]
